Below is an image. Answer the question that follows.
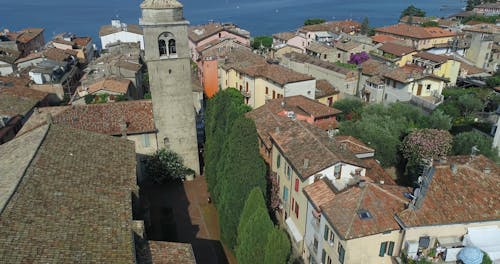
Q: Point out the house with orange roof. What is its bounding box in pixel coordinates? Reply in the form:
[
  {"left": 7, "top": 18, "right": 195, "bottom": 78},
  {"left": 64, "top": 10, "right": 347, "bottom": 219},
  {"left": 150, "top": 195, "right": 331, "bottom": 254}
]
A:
[
  {"left": 219, "top": 49, "right": 316, "bottom": 108},
  {"left": 370, "top": 42, "right": 417, "bottom": 66},
  {"left": 272, "top": 32, "right": 308, "bottom": 52},
  {"left": 51, "top": 33, "right": 94, "bottom": 62},
  {"left": 72, "top": 77, "right": 135, "bottom": 104},
  {"left": 302, "top": 155, "right": 500, "bottom": 264},
  {"left": 12, "top": 28, "right": 45, "bottom": 57},
  {"left": 463, "top": 23, "right": 500, "bottom": 72},
  {"left": 374, "top": 24, "right": 456, "bottom": 50}
]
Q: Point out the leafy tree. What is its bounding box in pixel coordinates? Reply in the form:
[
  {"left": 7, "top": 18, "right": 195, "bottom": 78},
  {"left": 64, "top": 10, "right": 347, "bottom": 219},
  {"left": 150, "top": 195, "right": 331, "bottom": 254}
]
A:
[
  {"left": 264, "top": 228, "right": 291, "bottom": 264},
  {"left": 452, "top": 131, "right": 499, "bottom": 161},
  {"left": 457, "top": 94, "right": 483, "bottom": 115},
  {"left": 144, "top": 148, "right": 194, "bottom": 184},
  {"left": 304, "top": 18, "right": 326, "bottom": 26},
  {"left": 115, "top": 94, "right": 128, "bottom": 102},
  {"left": 421, "top": 21, "right": 439, "bottom": 27},
  {"left": 360, "top": 17, "right": 370, "bottom": 35},
  {"left": 144, "top": 92, "right": 152, "bottom": 99},
  {"left": 237, "top": 187, "right": 267, "bottom": 245},
  {"left": 217, "top": 116, "right": 267, "bottom": 249},
  {"left": 251, "top": 36, "right": 273, "bottom": 49},
  {"left": 236, "top": 207, "right": 274, "bottom": 264},
  {"left": 426, "top": 109, "right": 452, "bottom": 130},
  {"left": 463, "top": 14, "right": 500, "bottom": 24},
  {"left": 400, "top": 5, "right": 426, "bottom": 18},
  {"left": 466, "top": 0, "right": 482, "bottom": 11},
  {"left": 84, "top": 94, "right": 95, "bottom": 104},
  {"left": 332, "top": 98, "right": 363, "bottom": 121},
  {"left": 401, "top": 129, "right": 453, "bottom": 161},
  {"left": 485, "top": 70, "right": 500, "bottom": 88}
]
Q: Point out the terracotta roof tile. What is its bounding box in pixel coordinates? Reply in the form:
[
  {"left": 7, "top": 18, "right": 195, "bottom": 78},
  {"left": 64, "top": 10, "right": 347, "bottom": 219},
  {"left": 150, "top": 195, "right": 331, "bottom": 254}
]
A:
[
  {"left": 378, "top": 42, "right": 416, "bottom": 56},
  {"left": 398, "top": 155, "right": 500, "bottom": 227},
  {"left": 147, "top": 241, "right": 196, "bottom": 264},
  {"left": 413, "top": 51, "right": 448, "bottom": 64},
  {"left": 303, "top": 178, "right": 336, "bottom": 211},
  {"left": 361, "top": 59, "right": 388, "bottom": 76},
  {"left": 273, "top": 32, "right": 297, "bottom": 41},
  {"left": 20, "top": 100, "right": 155, "bottom": 136},
  {"left": 0, "top": 47, "right": 21, "bottom": 64},
  {"left": 300, "top": 20, "right": 361, "bottom": 34},
  {"left": 43, "top": 47, "right": 75, "bottom": 62},
  {"left": 0, "top": 124, "right": 137, "bottom": 262},
  {"left": 284, "top": 52, "right": 356, "bottom": 75},
  {"left": 188, "top": 23, "right": 249, "bottom": 43},
  {"left": 307, "top": 42, "right": 334, "bottom": 54},
  {"left": 335, "top": 136, "right": 374, "bottom": 155},
  {"left": 335, "top": 41, "right": 361, "bottom": 52},
  {"left": 375, "top": 24, "right": 455, "bottom": 39},
  {"left": 270, "top": 119, "right": 366, "bottom": 179},
  {"left": 321, "top": 183, "right": 409, "bottom": 240},
  {"left": 371, "top": 35, "right": 398, "bottom": 44},
  {"left": 86, "top": 77, "right": 132, "bottom": 94},
  {"left": 16, "top": 28, "right": 44, "bottom": 43},
  {"left": 315, "top": 79, "right": 339, "bottom": 98}
]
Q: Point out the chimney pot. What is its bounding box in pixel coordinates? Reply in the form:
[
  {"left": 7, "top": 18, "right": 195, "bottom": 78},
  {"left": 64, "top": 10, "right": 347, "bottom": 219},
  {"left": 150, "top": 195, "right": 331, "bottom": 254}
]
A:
[{"left": 303, "top": 158, "right": 309, "bottom": 169}]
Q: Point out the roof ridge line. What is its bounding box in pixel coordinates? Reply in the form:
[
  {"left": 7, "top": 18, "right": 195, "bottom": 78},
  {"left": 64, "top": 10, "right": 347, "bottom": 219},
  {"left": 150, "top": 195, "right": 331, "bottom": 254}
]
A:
[
  {"left": 295, "top": 119, "right": 338, "bottom": 161},
  {"left": 345, "top": 186, "right": 368, "bottom": 238}
]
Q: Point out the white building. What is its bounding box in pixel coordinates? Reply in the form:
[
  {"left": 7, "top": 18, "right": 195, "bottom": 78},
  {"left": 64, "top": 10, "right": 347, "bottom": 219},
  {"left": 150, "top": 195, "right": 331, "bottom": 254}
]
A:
[{"left": 99, "top": 19, "right": 144, "bottom": 50}]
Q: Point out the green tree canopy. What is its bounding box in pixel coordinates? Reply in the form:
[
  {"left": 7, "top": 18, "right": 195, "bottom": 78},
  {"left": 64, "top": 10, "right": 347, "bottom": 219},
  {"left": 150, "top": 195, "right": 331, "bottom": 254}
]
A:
[
  {"left": 457, "top": 94, "right": 484, "bottom": 115},
  {"left": 452, "top": 131, "right": 499, "bottom": 161},
  {"left": 304, "top": 18, "right": 326, "bottom": 26},
  {"left": 264, "top": 228, "right": 291, "bottom": 264},
  {"left": 360, "top": 17, "right": 370, "bottom": 35},
  {"left": 237, "top": 187, "right": 267, "bottom": 245},
  {"left": 400, "top": 5, "right": 426, "bottom": 18},
  {"left": 332, "top": 98, "right": 364, "bottom": 121},
  {"left": 217, "top": 116, "right": 267, "bottom": 249},
  {"left": 144, "top": 149, "right": 194, "bottom": 183},
  {"left": 236, "top": 207, "right": 274, "bottom": 264},
  {"left": 421, "top": 21, "right": 439, "bottom": 27},
  {"left": 251, "top": 36, "right": 273, "bottom": 49},
  {"left": 426, "top": 109, "right": 452, "bottom": 130}
]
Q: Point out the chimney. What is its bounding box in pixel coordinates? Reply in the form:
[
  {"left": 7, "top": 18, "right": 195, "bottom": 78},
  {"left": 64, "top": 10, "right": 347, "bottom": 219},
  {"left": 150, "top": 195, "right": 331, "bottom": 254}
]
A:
[
  {"left": 275, "top": 126, "right": 280, "bottom": 134},
  {"left": 450, "top": 164, "right": 458, "bottom": 174},
  {"left": 483, "top": 167, "right": 491, "bottom": 174},
  {"left": 303, "top": 158, "right": 309, "bottom": 169},
  {"left": 120, "top": 119, "right": 127, "bottom": 138}
]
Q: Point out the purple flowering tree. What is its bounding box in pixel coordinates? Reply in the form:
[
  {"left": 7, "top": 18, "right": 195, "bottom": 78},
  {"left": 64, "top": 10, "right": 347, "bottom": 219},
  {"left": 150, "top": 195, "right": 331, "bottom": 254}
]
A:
[
  {"left": 401, "top": 129, "right": 453, "bottom": 161},
  {"left": 348, "top": 51, "right": 370, "bottom": 65}
]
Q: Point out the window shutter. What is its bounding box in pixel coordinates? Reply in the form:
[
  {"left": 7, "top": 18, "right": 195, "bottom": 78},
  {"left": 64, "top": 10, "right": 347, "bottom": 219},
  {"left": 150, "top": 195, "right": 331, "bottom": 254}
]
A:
[
  {"left": 324, "top": 225, "right": 329, "bottom": 241},
  {"left": 379, "top": 242, "right": 388, "bottom": 257},
  {"left": 295, "top": 202, "right": 299, "bottom": 218},
  {"left": 338, "top": 244, "right": 345, "bottom": 264},
  {"left": 295, "top": 178, "right": 299, "bottom": 192},
  {"left": 388, "top": 241, "right": 395, "bottom": 256},
  {"left": 321, "top": 249, "right": 326, "bottom": 264}
]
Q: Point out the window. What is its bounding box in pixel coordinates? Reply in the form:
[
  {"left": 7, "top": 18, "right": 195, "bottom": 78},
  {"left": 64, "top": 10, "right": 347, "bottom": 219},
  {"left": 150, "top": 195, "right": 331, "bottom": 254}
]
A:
[
  {"left": 334, "top": 164, "right": 341, "bottom": 179},
  {"left": 388, "top": 241, "right": 395, "bottom": 256},
  {"left": 286, "top": 165, "right": 291, "bottom": 179},
  {"left": 337, "top": 53, "right": 341, "bottom": 59},
  {"left": 324, "top": 225, "right": 330, "bottom": 241},
  {"left": 321, "top": 249, "right": 326, "bottom": 264},
  {"left": 294, "top": 178, "right": 299, "bottom": 192},
  {"left": 283, "top": 187, "right": 289, "bottom": 204},
  {"left": 329, "top": 230, "right": 335, "bottom": 245},
  {"left": 324, "top": 54, "right": 327, "bottom": 59},
  {"left": 292, "top": 198, "right": 295, "bottom": 211},
  {"left": 379, "top": 242, "right": 388, "bottom": 257},
  {"left": 313, "top": 238, "right": 319, "bottom": 252},
  {"left": 357, "top": 209, "right": 372, "bottom": 220},
  {"left": 246, "top": 82, "right": 248, "bottom": 92},
  {"left": 426, "top": 84, "right": 431, "bottom": 91},
  {"left": 294, "top": 201, "right": 299, "bottom": 218},
  {"left": 327, "top": 256, "right": 332, "bottom": 264},
  {"left": 273, "top": 91, "right": 276, "bottom": 99},
  {"left": 159, "top": 39, "right": 167, "bottom": 56},
  {"left": 168, "top": 39, "right": 176, "bottom": 54},
  {"left": 338, "top": 244, "right": 345, "bottom": 264},
  {"left": 265, "top": 87, "right": 269, "bottom": 94},
  {"left": 142, "top": 134, "right": 150, "bottom": 148},
  {"left": 277, "top": 154, "right": 281, "bottom": 168}
]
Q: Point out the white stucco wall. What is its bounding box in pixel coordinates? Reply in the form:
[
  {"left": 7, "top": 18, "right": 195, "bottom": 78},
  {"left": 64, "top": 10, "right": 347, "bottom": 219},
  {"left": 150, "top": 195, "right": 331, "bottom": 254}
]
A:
[{"left": 101, "top": 31, "right": 144, "bottom": 50}]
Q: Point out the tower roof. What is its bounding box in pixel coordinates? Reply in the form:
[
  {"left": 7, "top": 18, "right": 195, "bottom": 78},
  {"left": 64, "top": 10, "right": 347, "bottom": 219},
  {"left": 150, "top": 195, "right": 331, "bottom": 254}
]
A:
[{"left": 140, "top": 0, "right": 183, "bottom": 9}]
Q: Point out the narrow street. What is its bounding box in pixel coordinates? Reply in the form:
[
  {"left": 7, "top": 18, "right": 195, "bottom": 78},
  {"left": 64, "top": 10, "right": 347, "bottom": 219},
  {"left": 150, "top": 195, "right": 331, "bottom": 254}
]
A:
[{"left": 142, "top": 176, "right": 235, "bottom": 264}]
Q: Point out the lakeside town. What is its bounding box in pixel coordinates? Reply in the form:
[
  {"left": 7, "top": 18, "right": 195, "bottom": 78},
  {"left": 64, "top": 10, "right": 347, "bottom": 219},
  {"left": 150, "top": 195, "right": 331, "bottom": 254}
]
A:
[{"left": 0, "top": 0, "right": 500, "bottom": 263}]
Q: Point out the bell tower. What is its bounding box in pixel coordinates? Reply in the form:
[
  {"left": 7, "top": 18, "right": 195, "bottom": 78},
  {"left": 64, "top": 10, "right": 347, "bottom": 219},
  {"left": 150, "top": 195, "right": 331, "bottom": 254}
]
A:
[{"left": 140, "top": 0, "right": 200, "bottom": 174}]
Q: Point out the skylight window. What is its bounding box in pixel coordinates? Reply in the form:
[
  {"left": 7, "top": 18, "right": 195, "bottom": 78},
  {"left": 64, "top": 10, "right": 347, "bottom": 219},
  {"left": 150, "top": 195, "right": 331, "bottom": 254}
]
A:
[{"left": 357, "top": 209, "right": 372, "bottom": 220}]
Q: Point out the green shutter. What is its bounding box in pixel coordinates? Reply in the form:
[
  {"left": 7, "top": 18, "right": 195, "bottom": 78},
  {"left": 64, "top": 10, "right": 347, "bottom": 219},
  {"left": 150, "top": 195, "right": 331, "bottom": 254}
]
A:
[
  {"left": 379, "top": 242, "right": 388, "bottom": 257},
  {"left": 321, "top": 249, "right": 326, "bottom": 263},
  {"left": 388, "top": 241, "right": 395, "bottom": 256},
  {"left": 338, "top": 245, "right": 345, "bottom": 264},
  {"left": 324, "top": 225, "right": 329, "bottom": 241}
]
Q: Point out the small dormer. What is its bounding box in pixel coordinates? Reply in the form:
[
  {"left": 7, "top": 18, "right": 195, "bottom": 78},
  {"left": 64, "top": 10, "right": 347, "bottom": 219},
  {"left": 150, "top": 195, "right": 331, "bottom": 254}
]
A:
[{"left": 158, "top": 32, "right": 177, "bottom": 59}]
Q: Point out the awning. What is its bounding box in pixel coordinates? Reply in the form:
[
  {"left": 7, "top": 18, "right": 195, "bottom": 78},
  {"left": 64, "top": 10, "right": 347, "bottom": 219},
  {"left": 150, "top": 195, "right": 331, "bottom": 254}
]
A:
[
  {"left": 285, "top": 217, "right": 303, "bottom": 242},
  {"left": 463, "top": 225, "right": 500, "bottom": 261}
]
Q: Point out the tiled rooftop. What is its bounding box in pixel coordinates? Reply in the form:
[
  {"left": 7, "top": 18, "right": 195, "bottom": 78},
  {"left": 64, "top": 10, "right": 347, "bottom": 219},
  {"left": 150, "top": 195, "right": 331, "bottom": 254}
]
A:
[
  {"left": 413, "top": 51, "right": 449, "bottom": 64},
  {"left": 300, "top": 20, "right": 361, "bottom": 34},
  {"left": 284, "top": 52, "right": 356, "bottom": 76},
  {"left": 269, "top": 119, "right": 365, "bottom": 179},
  {"left": 375, "top": 24, "right": 455, "bottom": 39},
  {"left": 18, "top": 100, "right": 155, "bottom": 136},
  {"left": 321, "top": 183, "right": 409, "bottom": 240},
  {"left": 397, "top": 155, "right": 500, "bottom": 227},
  {"left": 188, "top": 22, "right": 249, "bottom": 43},
  {"left": 273, "top": 32, "right": 297, "bottom": 41},
  {"left": 99, "top": 24, "right": 143, "bottom": 37},
  {"left": 0, "top": 47, "right": 21, "bottom": 64},
  {"left": 149, "top": 241, "right": 196, "bottom": 264},
  {"left": 306, "top": 42, "right": 334, "bottom": 54},
  {"left": 378, "top": 42, "right": 416, "bottom": 57},
  {"left": 86, "top": 77, "right": 132, "bottom": 94},
  {"left": 0, "top": 86, "right": 47, "bottom": 117},
  {"left": 0, "top": 124, "right": 137, "bottom": 262},
  {"left": 303, "top": 178, "right": 336, "bottom": 211},
  {"left": 315, "top": 79, "right": 339, "bottom": 98},
  {"left": 16, "top": 28, "right": 44, "bottom": 43},
  {"left": 335, "top": 41, "right": 361, "bottom": 52}
]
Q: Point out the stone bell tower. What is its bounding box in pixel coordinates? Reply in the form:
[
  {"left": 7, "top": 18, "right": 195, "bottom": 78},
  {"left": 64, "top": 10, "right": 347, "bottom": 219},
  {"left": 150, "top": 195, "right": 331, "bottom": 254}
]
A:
[{"left": 140, "top": 0, "right": 200, "bottom": 174}]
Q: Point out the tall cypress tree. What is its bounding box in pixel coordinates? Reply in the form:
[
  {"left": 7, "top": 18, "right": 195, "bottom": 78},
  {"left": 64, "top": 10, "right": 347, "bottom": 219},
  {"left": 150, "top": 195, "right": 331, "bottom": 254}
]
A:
[
  {"left": 217, "top": 116, "right": 267, "bottom": 249},
  {"left": 236, "top": 207, "right": 274, "bottom": 264},
  {"left": 237, "top": 187, "right": 267, "bottom": 245},
  {"left": 264, "top": 228, "right": 291, "bottom": 264}
]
